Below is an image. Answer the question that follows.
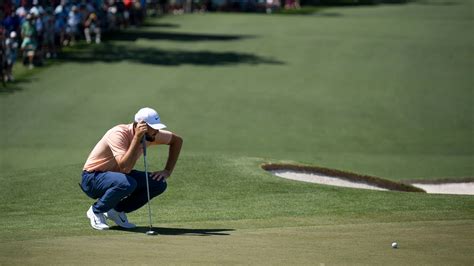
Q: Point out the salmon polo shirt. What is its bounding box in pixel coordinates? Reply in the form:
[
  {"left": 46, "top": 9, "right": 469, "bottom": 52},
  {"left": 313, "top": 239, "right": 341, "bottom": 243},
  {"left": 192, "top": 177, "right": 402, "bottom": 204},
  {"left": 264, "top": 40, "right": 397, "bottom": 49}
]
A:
[{"left": 83, "top": 124, "right": 172, "bottom": 173}]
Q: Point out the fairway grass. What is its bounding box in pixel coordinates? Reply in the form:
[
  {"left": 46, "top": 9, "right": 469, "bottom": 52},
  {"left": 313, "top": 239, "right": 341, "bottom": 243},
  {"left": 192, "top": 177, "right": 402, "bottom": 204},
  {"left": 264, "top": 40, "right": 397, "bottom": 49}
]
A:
[
  {"left": 1, "top": 0, "right": 473, "bottom": 264},
  {"left": 1, "top": 0, "right": 473, "bottom": 179}
]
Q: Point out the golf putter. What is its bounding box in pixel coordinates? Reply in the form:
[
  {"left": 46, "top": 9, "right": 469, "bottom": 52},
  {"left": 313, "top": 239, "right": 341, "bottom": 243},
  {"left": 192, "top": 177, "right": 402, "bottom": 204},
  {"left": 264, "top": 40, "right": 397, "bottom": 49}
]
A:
[{"left": 142, "top": 135, "right": 157, "bottom": 235}]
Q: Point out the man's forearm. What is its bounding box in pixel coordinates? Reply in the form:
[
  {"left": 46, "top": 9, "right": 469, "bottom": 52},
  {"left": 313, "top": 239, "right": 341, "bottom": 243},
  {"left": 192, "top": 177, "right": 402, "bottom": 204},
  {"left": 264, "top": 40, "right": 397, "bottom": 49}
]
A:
[
  {"left": 165, "top": 136, "right": 183, "bottom": 174},
  {"left": 118, "top": 137, "right": 142, "bottom": 173}
]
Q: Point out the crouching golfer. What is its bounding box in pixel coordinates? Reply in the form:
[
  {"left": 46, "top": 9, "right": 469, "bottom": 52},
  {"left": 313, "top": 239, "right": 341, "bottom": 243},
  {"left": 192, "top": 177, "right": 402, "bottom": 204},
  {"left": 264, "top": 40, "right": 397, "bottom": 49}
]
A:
[{"left": 80, "top": 107, "right": 183, "bottom": 230}]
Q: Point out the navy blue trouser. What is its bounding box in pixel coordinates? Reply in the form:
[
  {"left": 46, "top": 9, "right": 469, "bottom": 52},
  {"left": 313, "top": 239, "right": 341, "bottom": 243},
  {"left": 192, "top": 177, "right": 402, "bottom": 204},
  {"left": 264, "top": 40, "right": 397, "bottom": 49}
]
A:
[{"left": 80, "top": 170, "right": 167, "bottom": 213}]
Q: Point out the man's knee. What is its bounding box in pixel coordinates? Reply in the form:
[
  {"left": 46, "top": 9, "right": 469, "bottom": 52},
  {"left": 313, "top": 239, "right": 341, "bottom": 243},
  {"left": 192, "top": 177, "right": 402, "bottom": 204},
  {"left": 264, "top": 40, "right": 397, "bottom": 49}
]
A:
[
  {"left": 151, "top": 180, "right": 167, "bottom": 196},
  {"left": 116, "top": 175, "right": 137, "bottom": 194}
]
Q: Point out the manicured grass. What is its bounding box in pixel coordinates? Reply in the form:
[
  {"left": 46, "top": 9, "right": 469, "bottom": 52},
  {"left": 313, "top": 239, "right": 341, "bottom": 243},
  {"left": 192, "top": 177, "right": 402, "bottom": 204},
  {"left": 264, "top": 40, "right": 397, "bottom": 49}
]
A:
[
  {"left": 0, "top": 154, "right": 473, "bottom": 264},
  {"left": 0, "top": 0, "right": 473, "bottom": 264},
  {"left": 1, "top": 221, "right": 473, "bottom": 264},
  {"left": 1, "top": 2, "right": 472, "bottom": 180}
]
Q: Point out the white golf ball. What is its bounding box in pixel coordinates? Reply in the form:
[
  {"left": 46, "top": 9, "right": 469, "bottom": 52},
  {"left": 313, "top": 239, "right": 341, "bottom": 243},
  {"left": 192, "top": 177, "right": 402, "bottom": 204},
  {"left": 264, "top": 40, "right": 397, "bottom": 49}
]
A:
[{"left": 391, "top": 242, "right": 398, "bottom": 249}]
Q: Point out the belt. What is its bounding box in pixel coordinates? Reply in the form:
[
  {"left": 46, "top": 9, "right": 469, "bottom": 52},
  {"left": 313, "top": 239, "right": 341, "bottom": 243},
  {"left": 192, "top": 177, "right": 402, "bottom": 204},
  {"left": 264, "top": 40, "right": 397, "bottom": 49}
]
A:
[{"left": 83, "top": 170, "right": 96, "bottom": 174}]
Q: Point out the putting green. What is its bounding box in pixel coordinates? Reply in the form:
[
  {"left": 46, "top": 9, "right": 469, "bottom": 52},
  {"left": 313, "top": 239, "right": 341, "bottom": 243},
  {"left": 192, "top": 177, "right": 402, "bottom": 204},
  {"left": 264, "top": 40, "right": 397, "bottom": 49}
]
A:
[{"left": 1, "top": 220, "right": 473, "bottom": 264}]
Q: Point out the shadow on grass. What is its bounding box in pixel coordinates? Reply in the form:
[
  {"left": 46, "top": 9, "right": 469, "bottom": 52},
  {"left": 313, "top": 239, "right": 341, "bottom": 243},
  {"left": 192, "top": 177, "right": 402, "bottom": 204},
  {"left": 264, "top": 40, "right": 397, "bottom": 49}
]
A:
[
  {"left": 140, "top": 22, "right": 181, "bottom": 28},
  {"left": 2, "top": 30, "right": 281, "bottom": 95},
  {"left": 0, "top": 77, "right": 35, "bottom": 95},
  {"left": 59, "top": 43, "right": 284, "bottom": 66},
  {"left": 0, "top": 84, "right": 23, "bottom": 94},
  {"left": 110, "top": 226, "right": 234, "bottom": 236},
  {"left": 105, "top": 30, "right": 255, "bottom": 42}
]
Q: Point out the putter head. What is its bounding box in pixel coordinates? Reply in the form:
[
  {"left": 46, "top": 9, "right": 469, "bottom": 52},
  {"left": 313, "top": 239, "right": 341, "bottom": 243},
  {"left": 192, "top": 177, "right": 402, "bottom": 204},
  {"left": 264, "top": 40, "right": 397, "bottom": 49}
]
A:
[{"left": 146, "top": 230, "right": 157, "bottom": 235}]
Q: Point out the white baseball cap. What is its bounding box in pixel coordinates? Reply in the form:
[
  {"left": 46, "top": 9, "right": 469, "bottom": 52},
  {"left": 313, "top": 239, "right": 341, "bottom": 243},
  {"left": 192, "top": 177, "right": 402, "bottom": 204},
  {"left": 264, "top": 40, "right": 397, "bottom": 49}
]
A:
[{"left": 134, "top": 107, "right": 167, "bottom": 130}]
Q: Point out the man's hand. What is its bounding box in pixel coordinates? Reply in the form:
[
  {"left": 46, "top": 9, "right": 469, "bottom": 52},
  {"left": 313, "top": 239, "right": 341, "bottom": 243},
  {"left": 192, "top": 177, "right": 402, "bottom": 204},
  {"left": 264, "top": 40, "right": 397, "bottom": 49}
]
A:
[
  {"left": 150, "top": 169, "right": 171, "bottom": 181},
  {"left": 135, "top": 121, "right": 148, "bottom": 140}
]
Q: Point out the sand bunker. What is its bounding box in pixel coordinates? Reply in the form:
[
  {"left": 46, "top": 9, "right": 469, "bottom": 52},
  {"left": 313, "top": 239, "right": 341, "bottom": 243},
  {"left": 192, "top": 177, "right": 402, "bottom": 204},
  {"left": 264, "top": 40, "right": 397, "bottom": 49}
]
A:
[
  {"left": 263, "top": 163, "right": 474, "bottom": 195},
  {"left": 272, "top": 170, "right": 388, "bottom": 191},
  {"left": 411, "top": 183, "right": 474, "bottom": 195}
]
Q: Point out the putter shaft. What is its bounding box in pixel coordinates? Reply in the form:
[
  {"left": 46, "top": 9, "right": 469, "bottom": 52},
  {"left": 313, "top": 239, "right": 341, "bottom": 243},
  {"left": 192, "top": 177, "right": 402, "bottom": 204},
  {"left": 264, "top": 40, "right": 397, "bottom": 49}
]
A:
[{"left": 143, "top": 136, "right": 154, "bottom": 230}]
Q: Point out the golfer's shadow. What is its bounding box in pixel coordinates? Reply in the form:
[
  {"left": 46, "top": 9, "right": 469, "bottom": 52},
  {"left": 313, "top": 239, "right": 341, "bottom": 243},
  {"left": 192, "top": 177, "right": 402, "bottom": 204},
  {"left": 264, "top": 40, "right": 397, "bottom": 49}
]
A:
[{"left": 111, "top": 226, "right": 234, "bottom": 236}]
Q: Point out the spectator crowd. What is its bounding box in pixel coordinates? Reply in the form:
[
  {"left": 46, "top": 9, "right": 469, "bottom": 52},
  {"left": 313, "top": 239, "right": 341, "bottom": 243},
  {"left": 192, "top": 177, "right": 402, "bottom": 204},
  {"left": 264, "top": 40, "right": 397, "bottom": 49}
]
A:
[{"left": 1, "top": 0, "right": 148, "bottom": 82}]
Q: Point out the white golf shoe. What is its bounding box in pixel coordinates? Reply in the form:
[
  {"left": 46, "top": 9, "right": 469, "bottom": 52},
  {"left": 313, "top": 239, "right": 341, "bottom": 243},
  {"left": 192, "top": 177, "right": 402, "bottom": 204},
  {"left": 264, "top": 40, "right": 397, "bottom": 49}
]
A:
[
  {"left": 86, "top": 206, "right": 109, "bottom": 230},
  {"left": 105, "top": 209, "right": 136, "bottom": 229}
]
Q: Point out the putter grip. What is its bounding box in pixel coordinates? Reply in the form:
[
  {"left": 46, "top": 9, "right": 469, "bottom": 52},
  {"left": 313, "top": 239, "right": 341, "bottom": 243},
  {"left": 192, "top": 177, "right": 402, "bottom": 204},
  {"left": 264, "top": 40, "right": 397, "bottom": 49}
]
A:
[{"left": 142, "top": 136, "right": 147, "bottom": 156}]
